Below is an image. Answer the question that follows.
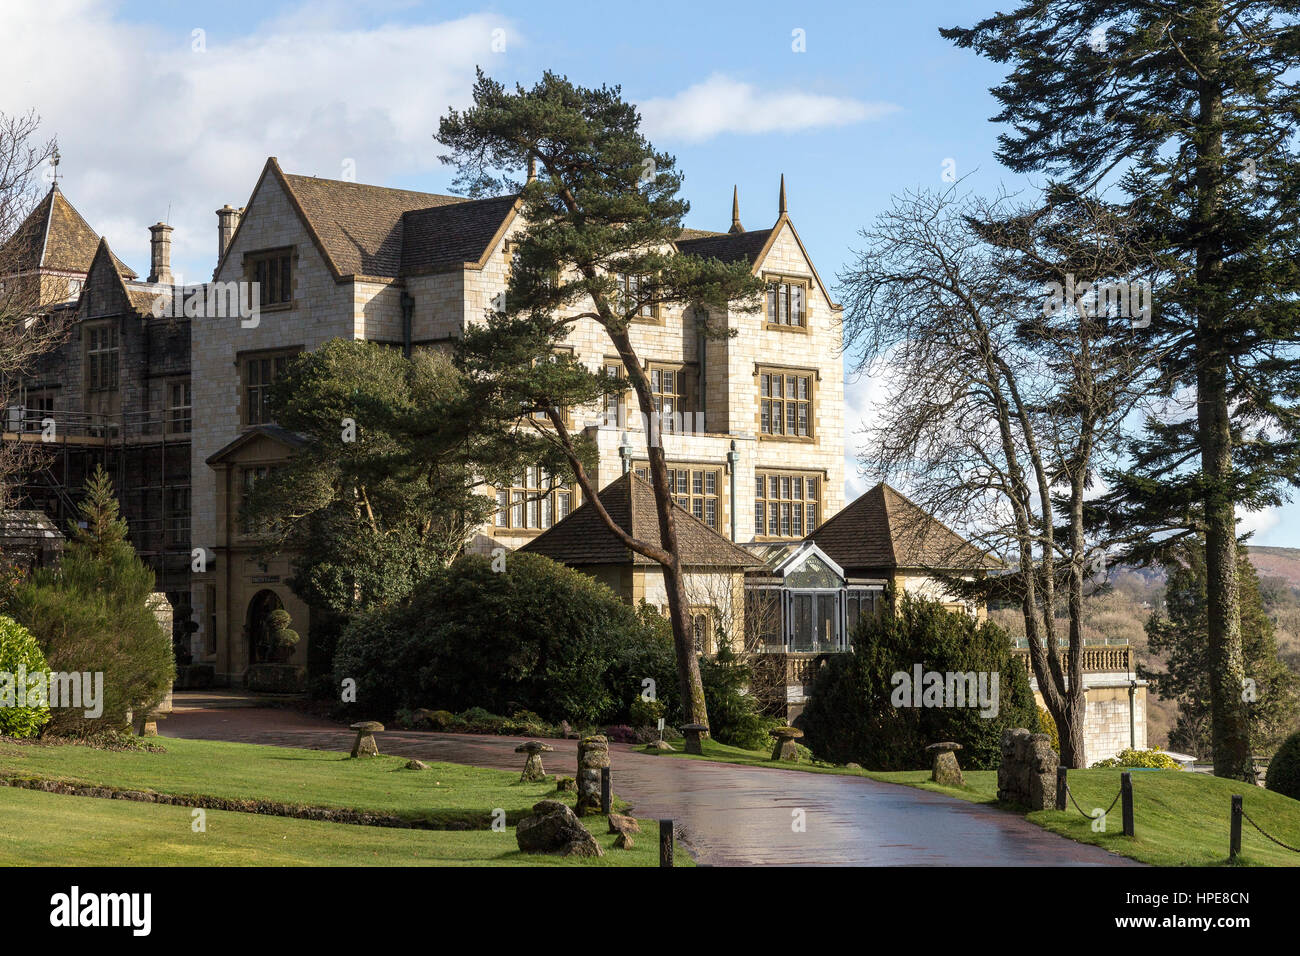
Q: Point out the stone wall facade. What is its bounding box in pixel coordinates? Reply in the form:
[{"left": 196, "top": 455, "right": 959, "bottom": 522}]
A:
[{"left": 188, "top": 163, "right": 847, "bottom": 682}]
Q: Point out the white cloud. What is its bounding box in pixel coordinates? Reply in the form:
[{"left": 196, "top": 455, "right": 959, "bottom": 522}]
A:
[
  {"left": 841, "top": 366, "right": 895, "bottom": 503},
  {"left": 1239, "top": 507, "right": 1282, "bottom": 540},
  {"left": 0, "top": 0, "right": 513, "bottom": 279},
  {"left": 640, "top": 74, "right": 897, "bottom": 143}
]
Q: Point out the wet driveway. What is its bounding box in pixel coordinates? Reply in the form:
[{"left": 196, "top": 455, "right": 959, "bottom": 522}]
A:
[{"left": 162, "top": 692, "right": 1138, "bottom": 867}]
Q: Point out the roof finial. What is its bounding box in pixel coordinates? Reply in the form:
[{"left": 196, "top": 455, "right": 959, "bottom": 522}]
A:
[
  {"left": 526, "top": 154, "right": 537, "bottom": 184},
  {"left": 49, "top": 147, "right": 62, "bottom": 189},
  {"left": 729, "top": 185, "right": 744, "bottom": 234},
  {"left": 778, "top": 174, "right": 787, "bottom": 216}
]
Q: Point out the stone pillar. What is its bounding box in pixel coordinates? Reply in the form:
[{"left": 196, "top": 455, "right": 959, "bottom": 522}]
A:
[
  {"left": 576, "top": 735, "right": 610, "bottom": 815},
  {"left": 147, "top": 592, "right": 174, "bottom": 715}
]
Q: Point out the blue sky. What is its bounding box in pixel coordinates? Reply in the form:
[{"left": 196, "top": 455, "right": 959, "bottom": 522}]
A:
[{"left": 8, "top": 0, "right": 1296, "bottom": 545}]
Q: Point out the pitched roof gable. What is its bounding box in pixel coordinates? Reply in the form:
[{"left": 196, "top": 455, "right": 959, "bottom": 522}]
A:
[
  {"left": 399, "top": 194, "right": 520, "bottom": 275},
  {"left": 675, "top": 215, "right": 839, "bottom": 310},
  {"left": 674, "top": 227, "right": 774, "bottom": 265},
  {"left": 205, "top": 424, "right": 308, "bottom": 466},
  {"left": 2, "top": 186, "right": 136, "bottom": 278},
  {"left": 806, "top": 482, "right": 997, "bottom": 572},
  {"left": 77, "top": 238, "right": 160, "bottom": 317},
  {"left": 520, "top": 472, "right": 761, "bottom": 568},
  {"left": 219, "top": 159, "right": 519, "bottom": 282}
]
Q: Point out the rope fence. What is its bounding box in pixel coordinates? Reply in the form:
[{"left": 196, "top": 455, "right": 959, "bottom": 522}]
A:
[
  {"left": 1056, "top": 766, "right": 1132, "bottom": 835},
  {"left": 1232, "top": 793, "right": 1300, "bottom": 858},
  {"left": 1056, "top": 769, "right": 1300, "bottom": 859}
]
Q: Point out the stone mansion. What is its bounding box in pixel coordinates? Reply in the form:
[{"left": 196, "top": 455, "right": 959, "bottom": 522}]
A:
[
  {"left": 0, "top": 164, "right": 1147, "bottom": 762},
  {"left": 192, "top": 159, "right": 844, "bottom": 680}
]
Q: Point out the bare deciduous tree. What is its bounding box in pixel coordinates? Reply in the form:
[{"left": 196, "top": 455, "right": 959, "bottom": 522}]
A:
[
  {"left": 839, "top": 185, "right": 1165, "bottom": 766},
  {"left": 0, "top": 110, "right": 62, "bottom": 511}
]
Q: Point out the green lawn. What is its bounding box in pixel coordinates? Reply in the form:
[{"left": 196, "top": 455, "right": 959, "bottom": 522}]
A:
[
  {"left": 0, "top": 736, "right": 576, "bottom": 827},
  {"left": 0, "top": 786, "right": 672, "bottom": 867},
  {"left": 0, "top": 737, "right": 690, "bottom": 866},
  {"left": 643, "top": 737, "right": 877, "bottom": 776},
  {"left": 867, "top": 768, "right": 1300, "bottom": 867},
  {"left": 642, "top": 737, "right": 1300, "bottom": 866}
]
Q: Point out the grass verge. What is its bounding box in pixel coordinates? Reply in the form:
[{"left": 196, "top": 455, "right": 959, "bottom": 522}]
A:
[
  {"left": 0, "top": 736, "right": 690, "bottom": 866},
  {"left": 0, "top": 786, "right": 673, "bottom": 866}
]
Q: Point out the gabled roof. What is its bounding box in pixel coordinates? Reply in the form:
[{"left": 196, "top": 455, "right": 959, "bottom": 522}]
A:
[
  {"left": 78, "top": 237, "right": 159, "bottom": 317},
  {"left": 206, "top": 424, "right": 308, "bottom": 466},
  {"left": 219, "top": 159, "right": 520, "bottom": 282},
  {"left": 805, "top": 482, "right": 998, "bottom": 573},
  {"left": 774, "top": 540, "right": 846, "bottom": 579},
  {"left": 674, "top": 228, "right": 774, "bottom": 265},
  {"left": 1, "top": 185, "right": 136, "bottom": 277},
  {"left": 399, "top": 194, "right": 521, "bottom": 276},
  {"left": 520, "top": 472, "right": 762, "bottom": 569}
]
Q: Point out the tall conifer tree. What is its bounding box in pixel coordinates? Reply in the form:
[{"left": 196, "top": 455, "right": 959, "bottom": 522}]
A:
[{"left": 945, "top": 1, "right": 1300, "bottom": 778}]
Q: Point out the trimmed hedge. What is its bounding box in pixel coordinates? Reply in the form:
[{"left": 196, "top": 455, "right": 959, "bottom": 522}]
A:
[
  {"left": 1091, "top": 748, "right": 1181, "bottom": 769},
  {"left": 1265, "top": 731, "right": 1300, "bottom": 800}
]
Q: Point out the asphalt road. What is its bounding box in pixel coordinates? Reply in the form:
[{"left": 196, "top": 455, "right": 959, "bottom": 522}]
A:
[{"left": 162, "top": 692, "right": 1138, "bottom": 867}]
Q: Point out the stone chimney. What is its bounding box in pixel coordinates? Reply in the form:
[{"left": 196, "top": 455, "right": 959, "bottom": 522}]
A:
[
  {"left": 148, "top": 222, "right": 173, "bottom": 284},
  {"left": 216, "top": 205, "right": 241, "bottom": 261}
]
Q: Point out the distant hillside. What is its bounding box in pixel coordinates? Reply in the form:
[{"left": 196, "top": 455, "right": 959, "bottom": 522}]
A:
[
  {"left": 1246, "top": 546, "right": 1300, "bottom": 588},
  {"left": 991, "top": 550, "right": 1300, "bottom": 752}
]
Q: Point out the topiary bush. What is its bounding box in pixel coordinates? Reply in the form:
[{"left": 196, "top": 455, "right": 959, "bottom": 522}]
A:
[
  {"left": 333, "top": 554, "right": 678, "bottom": 726},
  {"left": 268, "top": 609, "right": 299, "bottom": 661},
  {"left": 0, "top": 615, "right": 52, "bottom": 738},
  {"left": 800, "top": 593, "right": 1037, "bottom": 770},
  {"left": 1265, "top": 731, "right": 1300, "bottom": 800},
  {"left": 1091, "top": 748, "right": 1181, "bottom": 769}
]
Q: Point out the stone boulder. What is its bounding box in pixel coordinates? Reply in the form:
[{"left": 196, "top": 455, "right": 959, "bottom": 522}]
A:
[
  {"left": 996, "top": 728, "right": 1059, "bottom": 810},
  {"left": 515, "top": 800, "right": 603, "bottom": 857},
  {"left": 926, "top": 741, "right": 964, "bottom": 787},
  {"left": 607, "top": 813, "right": 640, "bottom": 835}
]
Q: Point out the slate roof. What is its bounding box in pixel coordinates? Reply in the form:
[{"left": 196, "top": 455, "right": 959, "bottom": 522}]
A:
[
  {"left": 2, "top": 186, "right": 136, "bottom": 277},
  {"left": 805, "top": 482, "right": 998, "bottom": 573},
  {"left": 675, "top": 228, "right": 775, "bottom": 265},
  {"left": 278, "top": 171, "right": 517, "bottom": 279},
  {"left": 520, "top": 472, "right": 762, "bottom": 568},
  {"left": 399, "top": 195, "right": 520, "bottom": 275}
]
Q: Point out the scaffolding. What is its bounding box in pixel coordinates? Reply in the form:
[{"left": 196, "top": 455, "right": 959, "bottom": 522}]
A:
[{"left": 1, "top": 404, "right": 191, "bottom": 628}]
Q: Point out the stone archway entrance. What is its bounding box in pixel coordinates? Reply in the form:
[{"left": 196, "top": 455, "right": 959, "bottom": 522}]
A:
[{"left": 246, "top": 589, "right": 284, "bottom": 665}]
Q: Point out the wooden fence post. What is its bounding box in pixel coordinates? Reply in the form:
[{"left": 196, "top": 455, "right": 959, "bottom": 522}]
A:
[
  {"left": 1121, "top": 771, "right": 1135, "bottom": 837},
  {"left": 1230, "top": 794, "right": 1243, "bottom": 860},
  {"left": 659, "top": 819, "right": 674, "bottom": 867}
]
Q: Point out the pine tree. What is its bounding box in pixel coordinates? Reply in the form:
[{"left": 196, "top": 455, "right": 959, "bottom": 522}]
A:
[
  {"left": 1145, "top": 542, "right": 1299, "bottom": 757},
  {"left": 944, "top": 1, "right": 1300, "bottom": 779},
  {"left": 436, "top": 71, "right": 765, "bottom": 727},
  {"left": 68, "top": 464, "right": 132, "bottom": 564}
]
